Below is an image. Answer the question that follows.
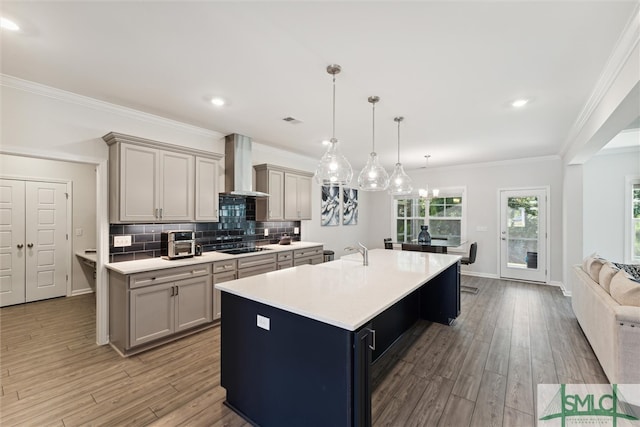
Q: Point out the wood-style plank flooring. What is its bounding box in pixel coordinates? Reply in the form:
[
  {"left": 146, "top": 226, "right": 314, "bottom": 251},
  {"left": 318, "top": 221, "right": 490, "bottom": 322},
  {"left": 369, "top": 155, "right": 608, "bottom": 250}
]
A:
[{"left": 0, "top": 276, "right": 607, "bottom": 426}]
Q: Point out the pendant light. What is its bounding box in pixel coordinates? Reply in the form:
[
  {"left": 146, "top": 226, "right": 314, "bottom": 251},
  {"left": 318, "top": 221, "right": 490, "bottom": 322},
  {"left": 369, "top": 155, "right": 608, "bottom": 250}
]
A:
[
  {"left": 357, "top": 96, "right": 389, "bottom": 191},
  {"left": 314, "top": 64, "right": 353, "bottom": 186},
  {"left": 418, "top": 155, "right": 440, "bottom": 199},
  {"left": 388, "top": 116, "right": 413, "bottom": 195}
]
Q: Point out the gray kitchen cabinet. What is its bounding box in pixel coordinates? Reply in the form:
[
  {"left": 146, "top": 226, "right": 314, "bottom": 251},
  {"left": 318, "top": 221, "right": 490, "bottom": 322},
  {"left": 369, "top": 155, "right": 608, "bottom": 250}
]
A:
[
  {"left": 109, "top": 263, "right": 213, "bottom": 356},
  {"left": 213, "top": 259, "right": 237, "bottom": 320},
  {"left": 276, "top": 250, "right": 293, "bottom": 270},
  {"left": 284, "top": 172, "right": 312, "bottom": 220},
  {"left": 195, "top": 156, "right": 220, "bottom": 221},
  {"left": 293, "top": 245, "right": 324, "bottom": 266},
  {"left": 104, "top": 132, "right": 222, "bottom": 223},
  {"left": 237, "top": 252, "right": 277, "bottom": 278},
  {"left": 254, "top": 164, "right": 313, "bottom": 221},
  {"left": 254, "top": 165, "right": 284, "bottom": 221}
]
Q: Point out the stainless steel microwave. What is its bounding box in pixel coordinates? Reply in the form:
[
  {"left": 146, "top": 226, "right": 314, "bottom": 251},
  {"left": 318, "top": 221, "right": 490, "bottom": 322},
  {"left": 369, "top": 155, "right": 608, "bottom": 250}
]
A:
[{"left": 161, "top": 231, "right": 195, "bottom": 259}]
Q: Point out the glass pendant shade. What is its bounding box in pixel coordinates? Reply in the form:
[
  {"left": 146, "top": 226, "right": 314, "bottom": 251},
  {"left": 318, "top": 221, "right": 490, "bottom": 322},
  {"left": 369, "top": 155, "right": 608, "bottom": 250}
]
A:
[
  {"left": 314, "top": 64, "right": 353, "bottom": 186},
  {"left": 389, "top": 162, "right": 413, "bottom": 195},
  {"left": 358, "top": 152, "right": 389, "bottom": 190},
  {"left": 315, "top": 138, "right": 353, "bottom": 185},
  {"left": 358, "top": 95, "right": 389, "bottom": 191},
  {"left": 388, "top": 116, "right": 413, "bottom": 195}
]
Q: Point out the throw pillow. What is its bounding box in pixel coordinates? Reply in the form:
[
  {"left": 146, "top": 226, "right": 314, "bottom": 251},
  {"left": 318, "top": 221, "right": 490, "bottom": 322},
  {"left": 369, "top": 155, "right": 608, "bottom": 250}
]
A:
[
  {"left": 610, "top": 270, "right": 640, "bottom": 307},
  {"left": 587, "top": 257, "right": 606, "bottom": 283},
  {"left": 582, "top": 253, "right": 597, "bottom": 272},
  {"left": 598, "top": 262, "right": 619, "bottom": 294},
  {"left": 613, "top": 262, "right": 640, "bottom": 281}
]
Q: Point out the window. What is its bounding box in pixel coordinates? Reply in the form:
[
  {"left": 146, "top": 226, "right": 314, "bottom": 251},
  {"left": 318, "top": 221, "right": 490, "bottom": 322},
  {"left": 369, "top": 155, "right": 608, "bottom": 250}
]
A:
[{"left": 393, "top": 188, "right": 466, "bottom": 244}]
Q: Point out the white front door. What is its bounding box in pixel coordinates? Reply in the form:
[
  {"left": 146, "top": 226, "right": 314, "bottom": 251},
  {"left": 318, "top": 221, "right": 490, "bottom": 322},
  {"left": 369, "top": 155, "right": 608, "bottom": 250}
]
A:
[
  {"left": 499, "top": 188, "right": 548, "bottom": 283},
  {"left": 25, "top": 181, "right": 68, "bottom": 302},
  {"left": 0, "top": 180, "right": 26, "bottom": 306}
]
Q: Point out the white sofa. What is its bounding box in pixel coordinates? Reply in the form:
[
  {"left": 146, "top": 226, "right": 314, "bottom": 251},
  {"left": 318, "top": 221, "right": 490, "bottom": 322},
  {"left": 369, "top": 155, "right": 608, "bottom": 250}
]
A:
[{"left": 571, "top": 263, "right": 640, "bottom": 384}]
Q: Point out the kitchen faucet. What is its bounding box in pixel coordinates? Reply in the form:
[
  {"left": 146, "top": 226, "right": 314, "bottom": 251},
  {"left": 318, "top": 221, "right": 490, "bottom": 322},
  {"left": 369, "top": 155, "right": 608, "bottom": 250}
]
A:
[{"left": 344, "top": 242, "right": 369, "bottom": 266}]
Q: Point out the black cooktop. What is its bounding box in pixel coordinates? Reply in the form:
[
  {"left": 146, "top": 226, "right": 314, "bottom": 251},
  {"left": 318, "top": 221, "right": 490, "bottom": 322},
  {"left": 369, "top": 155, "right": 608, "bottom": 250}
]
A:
[{"left": 219, "top": 247, "right": 271, "bottom": 255}]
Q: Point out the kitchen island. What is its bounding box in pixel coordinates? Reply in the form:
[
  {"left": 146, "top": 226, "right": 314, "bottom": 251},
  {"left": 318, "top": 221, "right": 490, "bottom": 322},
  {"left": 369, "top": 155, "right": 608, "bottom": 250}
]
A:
[{"left": 216, "top": 249, "right": 461, "bottom": 427}]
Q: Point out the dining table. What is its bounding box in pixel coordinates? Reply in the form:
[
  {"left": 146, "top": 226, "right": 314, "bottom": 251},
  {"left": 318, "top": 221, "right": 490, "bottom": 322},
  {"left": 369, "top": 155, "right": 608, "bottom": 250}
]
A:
[{"left": 400, "top": 238, "right": 467, "bottom": 254}]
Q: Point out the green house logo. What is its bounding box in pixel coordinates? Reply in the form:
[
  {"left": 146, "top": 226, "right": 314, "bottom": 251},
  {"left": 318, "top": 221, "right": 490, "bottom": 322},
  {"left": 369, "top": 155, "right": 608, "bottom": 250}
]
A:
[{"left": 538, "top": 384, "right": 639, "bottom": 427}]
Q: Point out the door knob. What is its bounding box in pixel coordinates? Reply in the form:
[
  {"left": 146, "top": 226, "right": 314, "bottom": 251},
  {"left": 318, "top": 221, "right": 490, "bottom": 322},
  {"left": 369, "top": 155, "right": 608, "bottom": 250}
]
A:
[
  {"left": 27, "top": 243, "right": 34, "bottom": 248},
  {"left": 501, "top": 237, "right": 506, "bottom": 240},
  {"left": 17, "top": 244, "right": 24, "bottom": 249}
]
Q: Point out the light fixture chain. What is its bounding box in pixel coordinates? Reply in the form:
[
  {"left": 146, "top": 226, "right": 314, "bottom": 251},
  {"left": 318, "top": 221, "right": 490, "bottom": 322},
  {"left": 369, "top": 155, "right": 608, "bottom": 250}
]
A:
[
  {"left": 397, "top": 119, "right": 401, "bottom": 163},
  {"left": 332, "top": 74, "right": 336, "bottom": 140},
  {"left": 372, "top": 102, "right": 376, "bottom": 153}
]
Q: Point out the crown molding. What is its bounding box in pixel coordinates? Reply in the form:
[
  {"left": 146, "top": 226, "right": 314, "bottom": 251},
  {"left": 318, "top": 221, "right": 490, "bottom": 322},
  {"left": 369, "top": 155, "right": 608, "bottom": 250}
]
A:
[
  {"left": 407, "top": 154, "right": 562, "bottom": 173},
  {"left": 560, "top": 4, "right": 640, "bottom": 156},
  {"left": 0, "top": 74, "right": 223, "bottom": 139}
]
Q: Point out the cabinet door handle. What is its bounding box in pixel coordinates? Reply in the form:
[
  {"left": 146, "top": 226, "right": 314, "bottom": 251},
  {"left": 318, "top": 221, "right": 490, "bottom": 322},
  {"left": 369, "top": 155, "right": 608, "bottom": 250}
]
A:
[
  {"left": 17, "top": 244, "right": 24, "bottom": 249},
  {"left": 159, "top": 208, "right": 163, "bottom": 219},
  {"left": 155, "top": 208, "right": 159, "bottom": 218},
  {"left": 367, "top": 328, "right": 376, "bottom": 351},
  {"left": 170, "top": 286, "right": 174, "bottom": 296},
  {"left": 175, "top": 286, "right": 179, "bottom": 296},
  {"left": 27, "top": 243, "right": 34, "bottom": 248}
]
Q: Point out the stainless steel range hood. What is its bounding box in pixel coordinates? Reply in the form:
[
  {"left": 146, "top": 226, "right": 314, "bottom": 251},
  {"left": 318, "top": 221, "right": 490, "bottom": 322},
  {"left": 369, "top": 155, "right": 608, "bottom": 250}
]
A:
[{"left": 223, "top": 134, "right": 270, "bottom": 197}]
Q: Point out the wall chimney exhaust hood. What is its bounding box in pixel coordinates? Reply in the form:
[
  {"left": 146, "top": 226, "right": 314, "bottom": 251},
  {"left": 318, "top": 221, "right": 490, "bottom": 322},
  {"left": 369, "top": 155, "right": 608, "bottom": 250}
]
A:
[{"left": 223, "top": 134, "right": 270, "bottom": 197}]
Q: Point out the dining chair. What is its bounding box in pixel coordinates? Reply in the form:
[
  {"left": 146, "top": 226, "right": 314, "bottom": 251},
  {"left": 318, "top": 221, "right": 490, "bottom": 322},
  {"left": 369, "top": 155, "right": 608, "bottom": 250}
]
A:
[
  {"left": 384, "top": 238, "right": 393, "bottom": 250},
  {"left": 460, "top": 242, "right": 479, "bottom": 294}
]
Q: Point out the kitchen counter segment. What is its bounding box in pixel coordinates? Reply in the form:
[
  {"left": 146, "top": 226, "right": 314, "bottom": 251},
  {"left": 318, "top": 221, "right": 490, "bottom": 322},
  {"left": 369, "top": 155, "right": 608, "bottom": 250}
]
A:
[{"left": 104, "top": 241, "right": 323, "bottom": 275}]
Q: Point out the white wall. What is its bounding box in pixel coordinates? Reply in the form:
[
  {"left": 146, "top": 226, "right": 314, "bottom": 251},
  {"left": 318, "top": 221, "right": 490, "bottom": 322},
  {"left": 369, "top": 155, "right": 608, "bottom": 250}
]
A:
[
  {"left": 0, "top": 154, "right": 97, "bottom": 294},
  {"left": 368, "top": 156, "right": 565, "bottom": 282},
  {"left": 583, "top": 147, "right": 640, "bottom": 261}
]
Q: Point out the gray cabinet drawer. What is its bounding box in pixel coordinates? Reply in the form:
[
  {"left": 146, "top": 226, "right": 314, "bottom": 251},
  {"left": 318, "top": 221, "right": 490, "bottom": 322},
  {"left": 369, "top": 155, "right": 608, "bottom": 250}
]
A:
[
  {"left": 237, "top": 263, "right": 276, "bottom": 278},
  {"left": 237, "top": 253, "right": 277, "bottom": 269},
  {"left": 277, "top": 251, "right": 293, "bottom": 261},
  {"left": 213, "top": 259, "right": 237, "bottom": 274},
  {"left": 293, "top": 246, "right": 323, "bottom": 259},
  {"left": 277, "top": 260, "right": 294, "bottom": 270},
  {"left": 129, "top": 264, "right": 211, "bottom": 289},
  {"left": 293, "top": 255, "right": 323, "bottom": 267}
]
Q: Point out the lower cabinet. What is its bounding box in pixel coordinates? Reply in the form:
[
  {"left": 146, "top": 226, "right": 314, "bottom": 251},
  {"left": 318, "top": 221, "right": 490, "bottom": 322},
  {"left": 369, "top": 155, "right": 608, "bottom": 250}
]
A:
[
  {"left": 213, "top": 269, "right": 236, "bottom": 320},
  {"left": 130, "top": 275, "right": 212, "bottom": 347},
  {"left": 293, "top": 246, "right": 324, "bottom": 266},
  {"left": 109, "top": 263, "right": 213, "bottom": 356}
]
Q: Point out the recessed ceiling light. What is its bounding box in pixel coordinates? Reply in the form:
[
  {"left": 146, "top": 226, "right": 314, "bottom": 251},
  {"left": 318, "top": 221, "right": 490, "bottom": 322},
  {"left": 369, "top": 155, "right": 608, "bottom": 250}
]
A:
[
  {"left": 511, "top": 99, "right": 529, "bottom": 108},
  {"left": 210, "top": 97, "right": 225, "bottom": 107},
  {"left": 0, "top": 17, "right": 20, "bottom": 31}
]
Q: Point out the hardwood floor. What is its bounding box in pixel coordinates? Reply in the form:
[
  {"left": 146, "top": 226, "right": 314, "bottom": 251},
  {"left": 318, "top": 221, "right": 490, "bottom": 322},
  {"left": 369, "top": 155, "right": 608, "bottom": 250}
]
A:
[{"left": 0, "top": 276, "right": 607, "bottom": 426}]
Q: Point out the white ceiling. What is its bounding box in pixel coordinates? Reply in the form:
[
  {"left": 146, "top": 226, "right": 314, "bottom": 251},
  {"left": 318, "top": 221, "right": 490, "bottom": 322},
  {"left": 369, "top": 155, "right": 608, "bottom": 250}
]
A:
[{"left": 1, "top": 1, "right": 638, "bottom": 170}]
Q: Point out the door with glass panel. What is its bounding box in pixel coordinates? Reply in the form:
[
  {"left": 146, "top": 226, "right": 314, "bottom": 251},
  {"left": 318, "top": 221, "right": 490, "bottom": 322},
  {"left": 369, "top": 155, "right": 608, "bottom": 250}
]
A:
[{"left": 499, "top": 189, "right": 548, "bottom": 282}]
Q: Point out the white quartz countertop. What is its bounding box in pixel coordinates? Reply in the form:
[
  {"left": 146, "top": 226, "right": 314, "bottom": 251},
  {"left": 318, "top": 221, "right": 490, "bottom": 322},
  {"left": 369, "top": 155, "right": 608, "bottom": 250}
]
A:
[
  {"left": 105, "top": 241, "right": 323, "bottom": 275},
  {"left": 215, "top": 249, "right": 460, "bottom": 331}
]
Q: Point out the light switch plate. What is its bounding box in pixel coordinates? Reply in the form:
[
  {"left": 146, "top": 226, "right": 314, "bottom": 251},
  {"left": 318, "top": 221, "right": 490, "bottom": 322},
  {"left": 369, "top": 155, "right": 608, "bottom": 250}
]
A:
[
  {"left": 114, "top": 235, "right": 132, "bottom": 247},
  {"left": 294, "top": 227, "right": 299, "bottom": 234},
  {"left": 257, "top": 314, "right": 270, "bottom": 331},
  {"left": 264, "top": 228, "right": 269, "bottom": 237}
]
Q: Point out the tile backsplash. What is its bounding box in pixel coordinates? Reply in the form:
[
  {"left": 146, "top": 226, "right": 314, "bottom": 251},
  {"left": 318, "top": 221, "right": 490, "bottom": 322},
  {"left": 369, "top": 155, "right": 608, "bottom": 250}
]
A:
[{"left": 109, "top": 196, "right": 301, "bottom": 262}]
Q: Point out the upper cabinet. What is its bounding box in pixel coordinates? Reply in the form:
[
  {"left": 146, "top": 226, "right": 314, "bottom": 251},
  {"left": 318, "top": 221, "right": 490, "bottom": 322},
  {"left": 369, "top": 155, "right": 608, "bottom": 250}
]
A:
[
  {"left": 284, "top": 172, "right": 311, "bottom": 220},
  {"left": 254, "top": 164, "right": 313, "bottom": 221},
  {"left": 104, "top": 132, "right": 222, "bottom": 223}
]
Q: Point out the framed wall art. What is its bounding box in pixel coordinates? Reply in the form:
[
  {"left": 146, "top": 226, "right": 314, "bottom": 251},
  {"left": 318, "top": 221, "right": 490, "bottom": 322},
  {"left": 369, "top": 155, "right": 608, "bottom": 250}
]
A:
[
  {"left": 321, "top": 185, "right": 340, "bottom": 226},
  {"left": 343, "top": 187, "right": 358, "bottom": 226}
]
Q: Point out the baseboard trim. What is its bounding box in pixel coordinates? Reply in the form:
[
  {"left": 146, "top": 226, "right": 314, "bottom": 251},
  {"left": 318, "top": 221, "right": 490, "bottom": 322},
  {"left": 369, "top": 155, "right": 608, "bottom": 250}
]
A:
[
  {"left": 460, "top": 271, "right": 498, "bottom": 279},
  {"left": 71, "top": 288, "right": 95, "bottom": 297}
]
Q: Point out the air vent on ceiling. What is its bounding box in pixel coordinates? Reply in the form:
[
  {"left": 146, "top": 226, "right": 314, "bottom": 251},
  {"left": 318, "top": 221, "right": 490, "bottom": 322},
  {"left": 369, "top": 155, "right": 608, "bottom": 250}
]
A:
[{"left": 282, "top": 116, "right": 302, "bottom": 124}]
